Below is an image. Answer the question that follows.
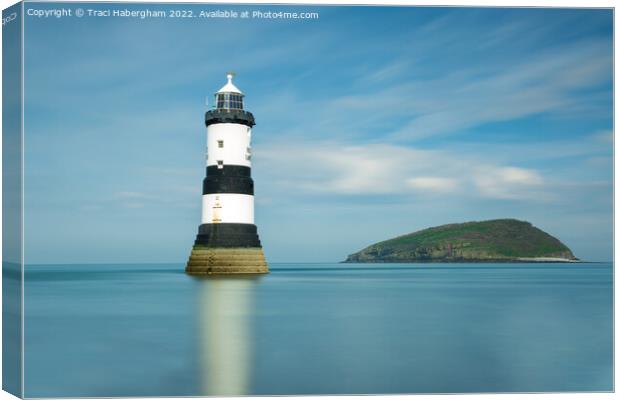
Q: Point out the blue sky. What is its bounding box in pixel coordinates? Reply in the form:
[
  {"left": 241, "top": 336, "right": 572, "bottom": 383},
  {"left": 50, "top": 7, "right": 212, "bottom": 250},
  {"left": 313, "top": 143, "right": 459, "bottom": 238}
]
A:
[{"left": 22, "top": 3, "right": 613, "bottom": 263}]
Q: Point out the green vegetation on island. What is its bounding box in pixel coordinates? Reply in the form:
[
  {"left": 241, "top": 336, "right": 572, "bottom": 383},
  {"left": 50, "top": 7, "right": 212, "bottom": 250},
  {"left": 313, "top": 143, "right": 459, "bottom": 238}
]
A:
[{"left": 344, "top": 219, "right": 578, "bottom": 263}]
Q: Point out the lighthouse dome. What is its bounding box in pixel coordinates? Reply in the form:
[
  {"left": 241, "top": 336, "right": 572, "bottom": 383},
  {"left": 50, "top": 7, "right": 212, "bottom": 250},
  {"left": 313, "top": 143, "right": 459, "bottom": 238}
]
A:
[{"left": 215, "top": 73, "right": 244, "bottom": 110}]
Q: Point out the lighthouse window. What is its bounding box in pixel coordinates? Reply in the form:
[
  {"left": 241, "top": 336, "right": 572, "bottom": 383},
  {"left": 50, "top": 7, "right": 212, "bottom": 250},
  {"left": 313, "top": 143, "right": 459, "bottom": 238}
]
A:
[
  {"left": 217, "top": 140, "right": 224, "bottom": 148},
  {"left": 216, "top": 93, "right": 244, "bottom": 110},
  {"left": 229, "top": 94, "right": 243, "bottom": 110},
  {"left": 217, "top": 160, "right": 224, "bottom": 169}
]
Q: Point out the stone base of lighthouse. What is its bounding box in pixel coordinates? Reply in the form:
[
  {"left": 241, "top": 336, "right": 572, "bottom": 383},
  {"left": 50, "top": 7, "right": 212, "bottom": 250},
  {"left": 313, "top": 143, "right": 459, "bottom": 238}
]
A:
[
  {"left": 185, "top": 223, "right": 269, "bottom": 275},
  {"left": 186, "top": 247, "right": 268, "bottom": 275}
]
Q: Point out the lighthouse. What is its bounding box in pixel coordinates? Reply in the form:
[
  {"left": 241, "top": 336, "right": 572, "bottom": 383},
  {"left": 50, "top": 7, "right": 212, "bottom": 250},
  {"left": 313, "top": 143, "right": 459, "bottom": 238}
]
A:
[{"left": 186, "top": 73, "right": 269, "bottom": 275}]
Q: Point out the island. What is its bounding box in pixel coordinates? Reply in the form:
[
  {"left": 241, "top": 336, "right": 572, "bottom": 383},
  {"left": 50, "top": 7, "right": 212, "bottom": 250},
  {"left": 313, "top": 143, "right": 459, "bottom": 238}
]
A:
[{"left": 343, "top": 219, "right": 578, "bottom": 263}]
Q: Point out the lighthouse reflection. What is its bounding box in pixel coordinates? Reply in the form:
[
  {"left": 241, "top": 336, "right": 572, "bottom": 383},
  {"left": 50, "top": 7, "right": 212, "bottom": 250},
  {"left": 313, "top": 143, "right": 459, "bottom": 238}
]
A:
[{"left": 196, "top": 276, "right": 258, "bottom": 396}]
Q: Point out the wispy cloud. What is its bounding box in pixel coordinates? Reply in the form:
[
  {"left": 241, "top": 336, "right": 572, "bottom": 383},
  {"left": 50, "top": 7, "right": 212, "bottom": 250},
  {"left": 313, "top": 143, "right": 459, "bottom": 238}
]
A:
[
  {"left": 257, "top": 141, "right": 552, "bottom": 201},
  {"left": 472, "top": 167, "right": 544, "bottom": 200},
  {"left": 375, "top": 40, "right": 610, "bottom": 141},
  {"left": 408, "top": 177, "right": 459, "bottom": 192}
]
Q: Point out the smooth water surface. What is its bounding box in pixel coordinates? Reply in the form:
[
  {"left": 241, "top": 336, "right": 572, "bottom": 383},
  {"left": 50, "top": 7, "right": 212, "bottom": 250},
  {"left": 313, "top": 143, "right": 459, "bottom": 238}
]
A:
[{"left": 24, "top": 263, "right": 613, "bottom": 397}]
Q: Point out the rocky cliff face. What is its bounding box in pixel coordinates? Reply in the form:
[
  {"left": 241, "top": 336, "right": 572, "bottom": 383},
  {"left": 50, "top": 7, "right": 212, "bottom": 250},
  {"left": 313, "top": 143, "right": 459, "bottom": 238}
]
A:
[{"left": 344, "top": 219, "right": 577, "bottom": 263}]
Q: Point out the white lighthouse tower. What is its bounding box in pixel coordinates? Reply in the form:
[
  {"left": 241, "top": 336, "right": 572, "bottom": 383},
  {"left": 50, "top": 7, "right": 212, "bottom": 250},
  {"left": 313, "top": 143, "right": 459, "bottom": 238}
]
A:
[{"left": 186, "top": 73, "right": 268, "bottom": 274}]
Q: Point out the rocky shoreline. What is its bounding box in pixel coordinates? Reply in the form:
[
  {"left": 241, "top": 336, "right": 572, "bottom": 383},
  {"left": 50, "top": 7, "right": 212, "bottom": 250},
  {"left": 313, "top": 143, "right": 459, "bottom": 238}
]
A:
[{"left": 342, "top": 257, "right": 580, "bottom": 264}]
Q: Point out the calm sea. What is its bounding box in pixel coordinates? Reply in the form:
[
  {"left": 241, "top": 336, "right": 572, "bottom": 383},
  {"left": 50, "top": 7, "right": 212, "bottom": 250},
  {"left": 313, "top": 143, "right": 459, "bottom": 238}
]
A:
[{"left": 23, "top": 262, "right": 612, "bottom": 397}]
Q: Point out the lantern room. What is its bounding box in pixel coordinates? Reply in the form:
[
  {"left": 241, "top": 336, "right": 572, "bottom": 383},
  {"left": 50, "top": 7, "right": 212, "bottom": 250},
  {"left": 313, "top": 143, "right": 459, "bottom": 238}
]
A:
[{"left": 215, "top": 73, "right": 244, "bottom": 110}]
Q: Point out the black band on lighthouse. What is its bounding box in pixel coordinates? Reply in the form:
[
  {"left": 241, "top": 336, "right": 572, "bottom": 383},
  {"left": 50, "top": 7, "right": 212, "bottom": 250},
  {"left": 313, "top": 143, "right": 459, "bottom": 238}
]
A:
[
  {"left": 194, "top": 223, "right": 262, "bottom": 247},
  {"left": 203, "top": 175, "right": 254, "bottom": 195},
  {"left": 205, "top": 109, "right": 255, "bottom": 127},
  {"left": 204, "top": 165, "right": 254, "bottom": 195}
]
